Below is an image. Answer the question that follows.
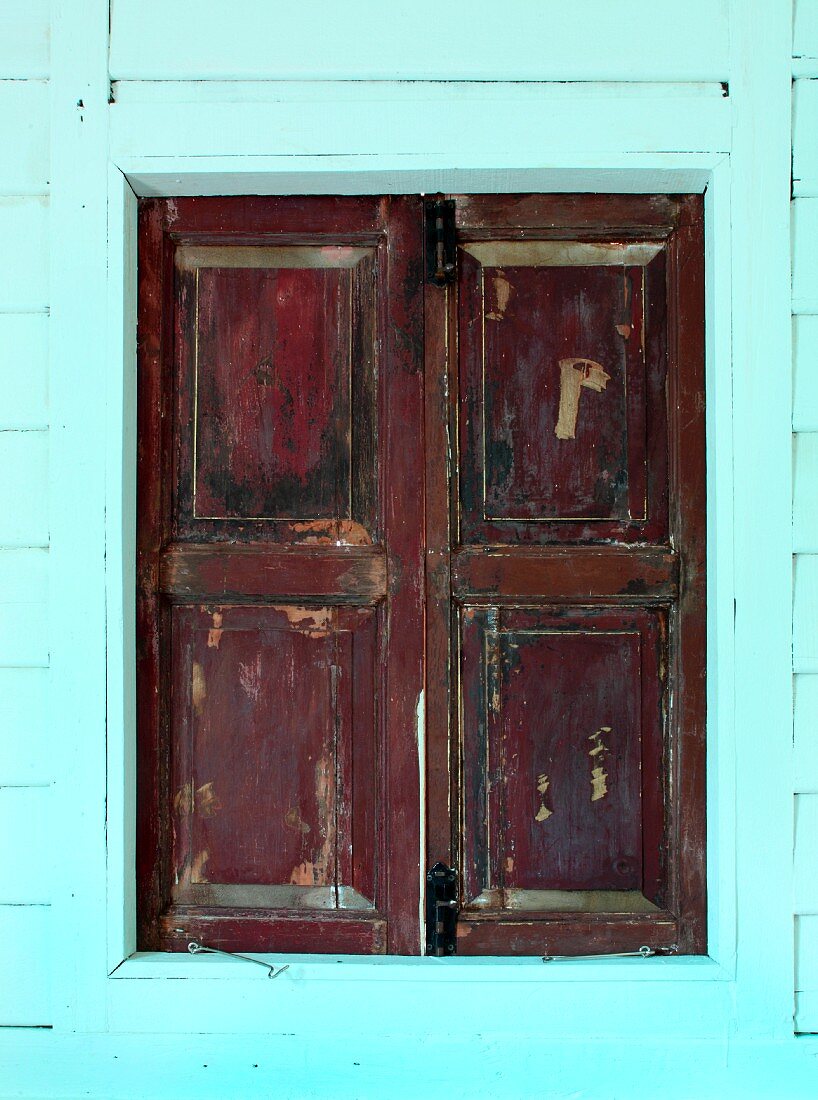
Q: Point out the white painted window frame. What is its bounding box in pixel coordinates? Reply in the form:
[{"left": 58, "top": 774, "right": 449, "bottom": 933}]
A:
[{"left": 48, "top": 54, "right": 795, "bottom": 1038}]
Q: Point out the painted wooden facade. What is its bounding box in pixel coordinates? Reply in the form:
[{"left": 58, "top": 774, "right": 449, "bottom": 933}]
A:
[{"left": 1, "top": 0, "right": 817, "bottom": 1095}]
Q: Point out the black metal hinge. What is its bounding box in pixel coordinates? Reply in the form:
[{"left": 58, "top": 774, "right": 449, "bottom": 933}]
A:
[
  {"left": 425, "top": 861, "right": 458, "bottom": 956},
  {"left": 425, "top": 199, "right": 457, "bottom": 286}
]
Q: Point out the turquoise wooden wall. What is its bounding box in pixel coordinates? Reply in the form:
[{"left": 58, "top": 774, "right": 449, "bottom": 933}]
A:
[{"left": 1, "top": 0, "right": 818, "bottom": 1095}]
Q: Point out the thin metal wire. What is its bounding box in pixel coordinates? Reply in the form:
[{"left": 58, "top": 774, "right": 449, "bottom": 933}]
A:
[
  {"left": 542, "top": 945, "right": 659, "bottom": 962},
  {"left": 187, "top": 941, "right": 290, "bottom": 979}
]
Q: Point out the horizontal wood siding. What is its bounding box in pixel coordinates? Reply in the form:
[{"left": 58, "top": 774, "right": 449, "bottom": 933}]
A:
[
  {"left": 0, "top": 907, "right": 51, "bottom": 1025},
  {"left": 0, "top": 315, "right": 48, "bottom": 429},
  {"left": 0, "top": 82, "right": 49, "bottom": 195},
  {"left": 795, "top": 1, "right": 818, "bottom": 70},
  {"left": 0, "top": 668, "right": 50, "bottom": 784},
  {"left": 793, "top": 71, "right": 818, "bottom": 1034},
  {"left": 0, "top": 197, "right": 48, "bottom": 311},
  {"left": 0, "top": 431, "right": 48, "bottom": 547},
  {"left": 109, "top": 1, "right": 728, "bottom": 82},
  {"left": 0, "top": 70, "right": 51, "bottom": 1026},
  {"left": 794, "top": 316, "right": 818, "bottom": 431},
  {"left": 0, "top": 1, "right": 49, "bottom": 78},
  {"left": 795, "top": 676, "right": 818, "bottom": 794},
  {"left": 0, "top": 787, "right": 51, "bottom": 904},
  {"left": 109, "top": 82, "right": 731, "bottom": 163}
]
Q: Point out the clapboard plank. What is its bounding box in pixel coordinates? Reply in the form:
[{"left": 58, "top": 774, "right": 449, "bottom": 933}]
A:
[
  {"left": 795, "top": 794, "right": 818, "bottom": 913},
  {"left": 793, "top": 81, "right": 818, "bottom": 195},
  {"left": 794, "top": 316, "right": 818, "bottom": 431},
  {"left": 0, "top": 668, "right": 50, "bottom": 784},
  {"left": 0, "top": 906, "right": 51, "bottom": 1024},
  {"left": 0, "top": 81, "right": 48, "bottom": 194},
  {"left": 0, "top": 431, "right": 48, "bottom": 547},
  {"left": 794, "top": 556, "right": 818, "bottom": 671},
  {"left": 110, "top": 82, "right": 731, "bottom": 162},
  {"left": 795, "top": 0, "right": 818, "bottom": 63},
  {"left": 795, "top": 675, "right": 818, "bottom": 793},
  {"left": 794, "top": 434, "right": 818, "bottom": 552},
  {"left": 0, "top": 548, "right": 48, "bottom": 666},
  {"left": 0, "top": 1, "right": 49, "bottom": 79},
  {"left": 796, "top": 990, "right": 818, "bottom": 1032},
  {"left": 109, "top": 0, "right": 728, "bottom": 82},
  {"left": 797, "top": 915, "right": 818, "bottom": 991},
  {"left": 793, "top": 200, "right": 818, "bottom": 312},
  {"left": 0, "top": 786, "right": 51, "bottom": 903},
  {"left": 0, "top": 314, "right": 48, "bottom": 429},
  {"left": 0, "top": 198, "right": 48, "bottom": 311}
]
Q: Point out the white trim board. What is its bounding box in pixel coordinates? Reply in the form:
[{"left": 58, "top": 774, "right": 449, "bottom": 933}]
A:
[
  {"left": 40, "top": 1, "right": 794, "bottom": 1054},
  {"left": 102, "top": 145, "right": 739, "bottom": 1038}
]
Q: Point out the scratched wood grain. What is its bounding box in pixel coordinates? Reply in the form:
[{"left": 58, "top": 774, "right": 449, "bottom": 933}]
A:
[
  {"left": 456, "top": 227, "right": 667, "bottom": 547},
  {"left": 137, "top": 196, "right": 421, "bottom": 953},
  {"left": 426, "top": 194, "right": 706, "bottom": 956}
]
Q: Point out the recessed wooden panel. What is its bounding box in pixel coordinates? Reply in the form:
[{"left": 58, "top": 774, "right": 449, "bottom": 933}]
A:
[
  {"left": 174, "top": 244, "right": 378, "bottom": 541},
  {"left": 457, "top": 241, "right": 668, "bottom": 545},
  {"left": 170, "top": 603, "right": 377, "bottom": 911},
  {"left": 460, "top": 605, "right": 665, "bottom": 913}
]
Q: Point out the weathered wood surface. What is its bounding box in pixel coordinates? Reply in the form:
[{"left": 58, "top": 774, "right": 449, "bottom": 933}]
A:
[
  {"left": 426, "top": 193, "right": 706, "bottom": 956},
  {"left": 160, "top": 545, "right": 386, "bottom": 602},
  {"left": 459, "top": 606, "right": 663, "bottom": 905},
  {"left": 137, "top": 196, "right": 422, "bottom": 953},
  {"left": 453, "top": 546, "right": 677, "bottom": 601},
  {"left": 139, "top": 192, "right": 706, "bottom": 957}
]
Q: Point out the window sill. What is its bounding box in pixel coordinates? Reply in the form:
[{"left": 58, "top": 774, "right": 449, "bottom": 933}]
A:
[{"left": 110, "top": 951, "right": 731, "bottom": 984}]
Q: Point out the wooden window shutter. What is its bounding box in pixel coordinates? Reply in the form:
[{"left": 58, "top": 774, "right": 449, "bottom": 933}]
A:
[
  {"left": 137, "top": 193, "right": 706, "bottom": 957},
  {"left": 425, "top": 194, "right": 706, "bottom": 956},
  {"left": 136, "top": 197, "right": 424, "bottom": 953}
]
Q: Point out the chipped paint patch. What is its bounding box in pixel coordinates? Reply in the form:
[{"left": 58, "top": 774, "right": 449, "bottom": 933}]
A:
[
  {"left": 555, "top": 358, "right": 611, "bottom": 440},
  {"left": 238, "top": 653, "right": 262, "bottom": 702},
  {"left": 173, "top": 780, "right": 194, "bottom": 816},
  {"left": 505, "top": 856, "right": 515, "bottom": 874},
  {"left": 177, "top": 848, "right": 210, "bottom": 887},
  {"left": 588, "top": 728, "right": 612, "bottom": 801},
  {"left": 191, "top": 661, "right": 206, "bottom": 715},
  {"left": 195, "top": 781, "right": 222, "bottom": 817},
  {"left": 284, "top": 806, "right": 311, "bottom": 834},
  {"left": 535, "top": 772, "right": 553, "bottom": 821},
  {"left": 274, "top": 605, "right": 332, "bottom": 638},
  {"left": 290, "top": 860, "right": 317, "bottom": 886},
  {"left": 312, "top": 753, "right": 336, "bottom": 885},
  {"left": 591, "top": 767, "right": 609, "bottom": 801},
  {"left": 486, "top": 271, "right": 513, "bottom": 320},
  {"left": 291, "top": 519, "right": 371, "bottom": 545},
  {"left": 207, "top": 610, "right": 224, "bottom": 648}
]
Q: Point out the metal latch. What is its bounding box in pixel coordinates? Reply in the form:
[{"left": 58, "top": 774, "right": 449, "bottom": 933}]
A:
[
  {"left": 425, "top": 861, "right": 459, "bottom": 956},
  {"left": 425, "top": 199, "right": 457, "bottom": 285}
]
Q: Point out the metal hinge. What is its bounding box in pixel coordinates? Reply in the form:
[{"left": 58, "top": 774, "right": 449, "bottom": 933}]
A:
[
  {"left": 425, "top": 861, "right": 459, "bottom": 956},
  {"left": 425, "top": 199, "right": 457, "bottom": 286}
]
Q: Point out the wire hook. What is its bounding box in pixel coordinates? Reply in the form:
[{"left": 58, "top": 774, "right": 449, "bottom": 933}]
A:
[{"left": 187, "top": 940, "right": 290, "bottom": 979}]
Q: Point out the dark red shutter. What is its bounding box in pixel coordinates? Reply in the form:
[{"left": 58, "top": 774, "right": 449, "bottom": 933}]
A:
[
  {"left": 137, "top": 197, "right": 424, "bottom": 954},
  {"left": 424, "top": 195, "right": 706, "bottom": 956}
]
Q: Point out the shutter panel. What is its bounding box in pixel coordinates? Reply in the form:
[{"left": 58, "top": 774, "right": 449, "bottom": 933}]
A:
[
  {"left": 424, "top": 194, "right": 706, "bottom": 956},
  {"left": 137, "top": 197, "right": 424, "bottom": 954}
]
